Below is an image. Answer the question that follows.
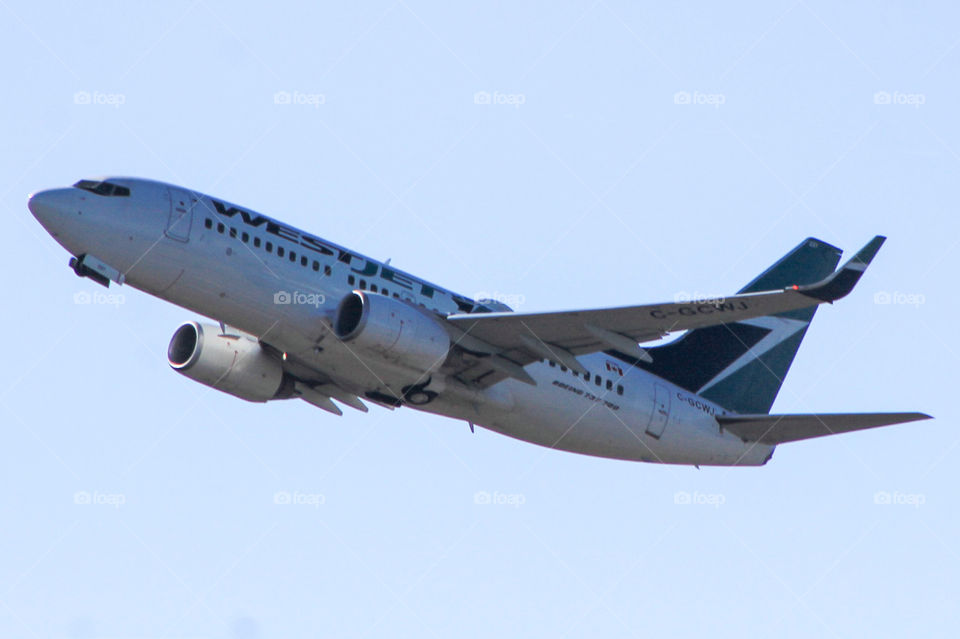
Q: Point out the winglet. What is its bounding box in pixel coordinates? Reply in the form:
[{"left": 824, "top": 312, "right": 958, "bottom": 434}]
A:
[{"left": 796, "top": 235, "right": 886, "bottom": 302}]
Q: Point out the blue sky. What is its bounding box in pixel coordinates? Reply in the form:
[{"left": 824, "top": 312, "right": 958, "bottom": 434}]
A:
[{"left": 2, "top": 1, "right": 958, "bottom": 637}]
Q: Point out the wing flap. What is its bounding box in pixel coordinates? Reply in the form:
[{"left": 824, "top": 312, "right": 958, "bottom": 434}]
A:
[{"left": 718, "top": 412, "right": 932, "bottom": 444}]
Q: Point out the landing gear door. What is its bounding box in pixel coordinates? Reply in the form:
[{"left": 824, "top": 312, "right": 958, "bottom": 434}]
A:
[
  {"left": 166, "top": 187, "right": 196, "bottom": 242},
  {"left": 645, "top": 384, "right": 671, "bottom": 438}
]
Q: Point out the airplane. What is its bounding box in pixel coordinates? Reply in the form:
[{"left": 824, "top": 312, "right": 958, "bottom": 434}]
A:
[{"left": 27, "top": 177, "right": 931, "bottom": 466}]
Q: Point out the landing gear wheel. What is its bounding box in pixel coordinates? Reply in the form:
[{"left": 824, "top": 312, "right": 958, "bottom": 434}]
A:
[{"left": 402, "top": 380, "right": 438, "bottom": 406}]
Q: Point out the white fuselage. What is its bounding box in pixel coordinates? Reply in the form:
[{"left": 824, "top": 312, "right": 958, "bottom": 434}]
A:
[{"left": 29, "top": 178, "right": 775, "bottom": 466}]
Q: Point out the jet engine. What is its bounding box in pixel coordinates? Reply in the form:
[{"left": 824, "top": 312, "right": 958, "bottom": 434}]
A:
[
  {"left": 332, "top": 291, "right": 451, "bottom": 375},
  {"left": 167, "top": 321, "right": 289, "bottom": 402}
]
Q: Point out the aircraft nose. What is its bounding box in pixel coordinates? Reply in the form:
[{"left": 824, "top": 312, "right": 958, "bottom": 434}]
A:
[{"left": 28, "top": 188, "right": 72, "bottom": 231}]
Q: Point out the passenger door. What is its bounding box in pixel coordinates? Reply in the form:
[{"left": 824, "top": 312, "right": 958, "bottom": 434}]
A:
[
  {"left": 645, "top": 384, "right": 671, "bottom": 438},
  {"left": 166, "top": 187, "right": 196, "bottom": 242}
]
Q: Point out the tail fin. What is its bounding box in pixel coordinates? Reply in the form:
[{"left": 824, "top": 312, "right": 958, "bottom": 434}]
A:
[{"left": 636, "top": 238, "right": 843, "bottom": 414}]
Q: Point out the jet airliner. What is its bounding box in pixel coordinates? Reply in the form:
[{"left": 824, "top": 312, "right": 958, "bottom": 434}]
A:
[{"left": 28, "top": 177, "right": 930, "bottom": 466}]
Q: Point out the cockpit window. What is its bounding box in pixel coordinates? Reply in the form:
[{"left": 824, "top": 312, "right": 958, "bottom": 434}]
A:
[{"left": 73, "top": 180, "right": 130, "bottom": 197}]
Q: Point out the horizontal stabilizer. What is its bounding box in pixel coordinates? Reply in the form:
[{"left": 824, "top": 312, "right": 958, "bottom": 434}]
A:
[{"left": 718, "top": 412, "right": 932, "bottom": 444}]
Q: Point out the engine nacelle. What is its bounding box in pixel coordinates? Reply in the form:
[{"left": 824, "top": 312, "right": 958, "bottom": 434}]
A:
[
  {"left": 333, "top": 291, "right": 451, "bottom": 375},
  {"left": 167, "top": 322, "right": 286, "bottom": 402}
]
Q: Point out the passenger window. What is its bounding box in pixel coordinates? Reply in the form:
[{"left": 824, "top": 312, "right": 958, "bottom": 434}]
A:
[
  {"left": 348, "top": 275, "right": 355, "bottom": 285},
  {"left": 370, "top": 284, "right": 378, "bottom": 292},
  {"left": 606, "top": 380, "right": 613, "bottom": 390},
  {"left": 583, "top": 373, "right": 590, "bottom": 382},
  {"left": 312, "top": 261, "right": 319, "bottom": 271},
  {"left": 254, "top": 237, "right": 261, "bottom": 248},
  {"left": 595, "top": 376, "right": 601, "bottom": 387},
  {"left": 359, "top": 280, "right": 367, "bottom": 289},
  {"left": 560, "top": 366, "right": 567, "bottom": 372},
  {"left": 301, "top": 256, "right": 308, "bottom": 266},
  {"left": 229, "top": 228, "right": 237, "bottom": 238},
  {"left": 324, "top": 265, "right": 332, "bottom": 276},
  {"left": 277, "top": 247, "right": 285, "bottom": 257},
  {"left": 266, "top": 242, "right": 273, "bottom": 253},
  {"left": 217, "top": 223, "right": 225, "bottom": 233},
  {"left": 242, "top": 232, "right": 249, "bottom": 243},
  {"left": 616, "top": 385, "right": 624, "bottom": 396},
  {"left": 204, "top": 218, "right": 212, "bottom": 229}
]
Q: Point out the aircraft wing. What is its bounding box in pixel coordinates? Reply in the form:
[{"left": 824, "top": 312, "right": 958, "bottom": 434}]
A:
[
  {"left": 442, "top": 236, "right": 885, "bottom": 387},
  {"left": 717, "top": 412, "right": 933, "bottom": 444}
]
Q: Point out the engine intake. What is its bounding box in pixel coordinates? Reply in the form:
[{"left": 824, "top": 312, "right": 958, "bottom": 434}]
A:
[
  {"left": 168, "top": 322, "right": 286, "bottom": 402},
  {"left": 333, "top": 291, "right": 451, "bottom": 375}
]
